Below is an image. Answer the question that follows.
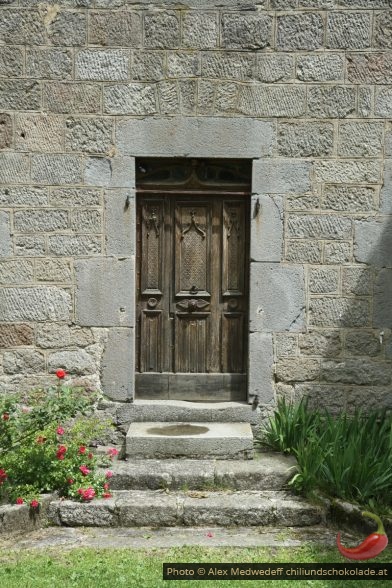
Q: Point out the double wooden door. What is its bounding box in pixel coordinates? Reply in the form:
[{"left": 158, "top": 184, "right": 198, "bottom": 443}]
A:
[{"left": 136, "top": 194, "right": 249, "bottom": 400}]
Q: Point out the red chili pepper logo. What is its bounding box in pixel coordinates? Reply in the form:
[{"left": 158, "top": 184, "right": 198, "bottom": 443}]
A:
[{"left": 337, "top": 511, "right": 388, "bottom": 560}]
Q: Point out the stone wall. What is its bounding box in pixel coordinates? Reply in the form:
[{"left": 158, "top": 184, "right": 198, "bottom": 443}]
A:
[{"left": 0, "top": 0, "right": 391, "bottom": 417}]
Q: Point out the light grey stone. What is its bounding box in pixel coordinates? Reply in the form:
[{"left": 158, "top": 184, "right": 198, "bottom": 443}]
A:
[
  {"left": 278, "top": 122, "right": 333, "bottom": 157},
  {"left": 36, "top": 324, "right": 71, "bottom": 348},
  {"left": 322, "top": 185, "right": 375, "bottom": 212},
  {"left": 0, "top": 212, "right": 11, "bottom": 257},
  {"left": 342, "top": 267, "right": 372, "bottom": 296},
  {"left": 182, "top": 12, "right": 218, "bottom": 49},
  {"left": 376, "top": 87, "right": 392, "bottom": 117},
  {"left": 287, "top": 215, "right": 351, "bottom": 240},
  {"left": 215, "top": 82, "right": 238, "bottom": 113},
  {"left": 71, "top": 209, "right": 102, "bottom": 233},
  {"left": 76, "top": 50, "right": 129, "bottom": 81},
  {"left": 238, "top": 85, "right": 306, "bottom": 117},
  {"left": 54, "top": 500, "right": 118, "bottom": 527},
  {"left": 131, "top": 52, "right": 165, "bottom": 82},
  {"left": 327, "top": 12, "right": 371, "bottom": 49},
  {"left": 250, "top": 195, "right": 283, "bottom": 262},
  {"left": 296, "top": 55, "right": 344, "bottom": 82},
  {"left": 348, "top": 54, "right": 392, "bottom": 84},
  {"left": 374, "top": 269, "right": 392, "bottom": 327},
  {"left": 14, "top": 210, "right": 68, "bottom": 233},
  {"left": 48, "top": 11, "right": 87, "bottom": 46},
  {"left": 271, "top": 0, "right": 297, "bottom": 7},
  {"left": 374, "top": 10, "right": 392, "bottom": 49},
  {"left": 65, "top": 117, "right": 113, "bottom": 154},
  {"left": 117, "top": 492, "right": 179, "bottom": 526},
  {"left": 249, "top": 263, "right": 305, "bottom": 332},
  {"left": 324, "top": 242, "right": 351, "bottom": 264},
  {"left": 84, "top": 157, "right": 111, "bottom": 186},
  {"left": 48, "top": 350, "right": 96, "bottom": 375},
  {"left": 31, "top": 154, "right": 82, "bottom": 185},
  {"left": 338, "top": 122, "right": 383, "bottom": 157},
  {"left": 158, "top": 81, "right": 179, "bottom": 114},
  {"left": 102, "top": 328, "right": 134, "bottom": 401},
  {"left": 314, "top": 161, "right": 380, "bottom": 183},
  {"left": 44, "top": 83, "right": 101, "bottom": 114},
  {"left": 252, "top": 55, "right": 293, "bottom": 82},
  {"left": 0, "top": 287, "right": 71, "bottom": 322},
  {"left": 0, "top": 81, "right": 41, "bottom": 111},
  {"left": 274, "top": 333, "right": 298, "bottom": 358},
  {"left": 221, "top": 13, "right": 272, "bottom": 49},
  {"left": 116, "top": 117, "right": 274, "bottom": 158},
  {"left": 201, "top": 52, "right": 253, "bottom": 81},
  {"left": 0, "top": 113, "right": 12, "bottom": 150},
  {"left": 104, "top": 83, "right": 157, "bottom": 115},
  {"left": 253, "top": 161, "right": 311, "bottom": 194},
  {"left": 75, "top": 257, "right": 134, "bottom": 327},
  {"left": 249, "top": 332, "right": 274, "bottom": 404},
  {"left": 380, "top": 159, "right": 392, "bottom": 213},
  {"left": 0, "top": 154, "right": 29, "bottom": 184},
  {"left": 50, "top": 188, "right": 100, "bottom": 207},
  {"left": 321, "top": 359, "right": 390, "bottom": 386},
  {"left": 275, "top": 359, "right": 320, "bottom": 383},
  {"left": 358, "top": 87, "right": 372, "bottom": 117},
  {"left": 35, "top": 259, "right": 72, "bottom": 282},
  {"left": 299, "top": 331, "right": 342, "bottom": 357},
  {"left": 144, "top": 12, "right": 180, "bottom": 49},
  {"left": 285, "top": 241, "right": 322, "bottom": 264},
  {"left": 0, "top": 324, "right": 34, "bottom": 348},
  {"left": 0, "top": 260, "right": 34, "bottom": 284},
  {"left": 345, "top": 331, "right": 381, "bottom": 357},
  {"left": 26, "top": 48, "right": 72, "bottom": 80},
  {"left": 0, "top": 9, "right": 45, "bottom": 45},
  {"left": 15, "top": 114, "right": 63, "bottom": 152},
  {"left": 0, "top": 187, "right": 48, "bottom": 207},
  {"left": 89, "top": 12, "right": 141, "bottom": 47},
  {"left": 309, "top": 268, "right": 339, "bottom": 293},
  {"left": 15, "top": 236, "right": 46, "bottom": 257},
  {"left": 3, "top": 350, "right": 45, "bottom": 374},
  {"left": 0, "top": 46, "right": 23, "bottom": 77},
  {"left": 298, "top": 0, "right": 334, "bottom": 6},
  {"left": 307, "top": 86, "right": 356, "bottom": 118},
  {"left": 48, "top": 235, "right": 102, "bottom": 256},
  {"left": 354, "top": 218, "right": 392, "bottom": 267},
  {"left": 179, "top": 80, "right": 197, "bottom": 115},
  {"left": 197, "top": 80, "right": 215, "bottom": 115},
  {"left": 105, "top": 189, "right": 136, "bottom": 256},
  {"left": 309, "top": 297, "right": 370, "bottom": 327},
  {"left": 276, "top": 14, "right": 323, "bottom": 51},
  {"left": 286, "top": 194, "right": 319, "bottom": 211},
  {"left": 70, "top": 327, "right": 94, "bottom": 347},
  {"left": 336, "top": 0, "right": 391, "bottom": 6}
]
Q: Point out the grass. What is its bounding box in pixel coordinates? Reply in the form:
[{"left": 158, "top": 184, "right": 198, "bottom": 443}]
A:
[{"left": 0, "top": 544, "right": 391, "bottom": 588}]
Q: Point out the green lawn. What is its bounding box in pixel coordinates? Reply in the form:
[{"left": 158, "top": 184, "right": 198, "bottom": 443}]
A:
[{"left": 0, "top": 544, "right": 391, "bottom": 588}]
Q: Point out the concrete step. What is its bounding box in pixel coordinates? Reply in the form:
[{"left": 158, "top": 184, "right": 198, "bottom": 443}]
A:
[
  {"left": 106, "top": 452, "right": 297, "bottom": 491},
  {"left": 126, "top": 422, "right": 254, "bottom": 459},
  {"left": 49, "top": 490, "right": 324, "bottom": 529}
]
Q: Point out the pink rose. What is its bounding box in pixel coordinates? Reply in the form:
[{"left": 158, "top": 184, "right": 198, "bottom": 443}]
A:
[
  {"left": 105, "top": 470, "right": 113, "bottom": 479},
  {"left": 79, "top": 465, "right": 90, "bottom": 476},
  {"left": 16, "top": 497, "right": 24, "bottom": 505},
  {"left": 30, "top": 500, "right": 39, "bottom": 509},
  {"left": 56, "top": 426, "right": 65, "bottom": 435}
]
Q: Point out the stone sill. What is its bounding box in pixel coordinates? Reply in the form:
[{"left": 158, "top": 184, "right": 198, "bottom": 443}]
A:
[{"left": 0, "top": 494, "right": 55, "bottom": 537}]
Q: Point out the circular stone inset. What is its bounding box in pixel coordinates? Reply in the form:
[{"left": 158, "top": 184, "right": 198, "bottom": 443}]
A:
[{"left": 146, "top": 424, "right": 209, "bottom": 436}]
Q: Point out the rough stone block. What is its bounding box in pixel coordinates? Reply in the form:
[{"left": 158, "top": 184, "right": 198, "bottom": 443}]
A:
[
  {"left": 201, "top": 52, "right": 253, "bottom": 81},
  {"left": 0, "top": 154, "right": 29, "bottom": 184},
  {"left": 14, "top": 210, "right": 69, "bottom": 233},
  {"left": 285, "top": 241, "right": 322, "bottom": 264},
  {"left": 48, "top": 235, "right": 102, "bottom": 256},
  {"left": 309, "top": 297, "right": 369, "bottom": 328},
  {"left": 35, "top": 259, "right": 72, "bottom": 282},
  {"left": 0, "top": 9, "right": 45, "bottom": 45},
  {"left": 26, "top": 48, "right": 72, "bottom": 79},
  {"left": 182, "top": 12, "right": 218, "bottom": 49},
  {"left": 89, "top": 12, "right": 141, "bottom": 47},
  {"left": 48, "top": 350, "right": 96, "bottom": 375},
  {"left": 50, "top": 188, "right": 100, "bottom": 207},
  {"left": 374, "top": 10, "right": 392, "bottom": 49},
  {"left": 15, "top": 236, "right": 46, "bottom": 257},
  {"left": 347, "top": 54, "right": 392, "bottom": 84},
  {"left": 179, "top": 80, "right": 197, "bottom": 114},
  {"left": 276, "top": 14, "right": 323, "bottom": 51},
  {"left": 248, "top": 333, "right": 274, "bottom": 404},
  {"left": 354, "top": 219, "right": 392, "bottom": 267},
  {"left": 144, "top": 12, "right": 180, "bottom": 49},
  {"left": 84, "top": 156, "right": 135, "bottom": 188},
  {"left": 48, "top": 10, "right": 87, "bottom": 46},
  {"left": 116, "top": 117, "right": 274, "bottom": 158},
  {"left": 346, "top": 386, "right": 392, "bottom": 413},
  {"left": 71, "top": 209, "right": 102, "bottom": 233},
  {"left": 278, "top": 122, "right": 333, "bottom": 157},
  {"left": 0, "top": 81, "right": 41, "bottom": 110},
  {"left": 75, "top": 257, "right": 134, "bottom": 327},
  {"left": 295, "top": 383, "right": 346, "bottom": 413},
  {"left": 0, "top": 113, "right": 12, "bottom": 150},
  {"left": 358, "top": 86, "right": 372, "bottom": 117},
  {"left": 15, "top": 114, "right": 63, "bottom": 152},
  {"left": 375, "top": 87, "right": 392, "bottom": 117},
  {"left": 307, "top": 86, "right": 356, "bottom": 118},
  {"left": 221, "top": 13, "right": 272, "bottom": 49},
  {"left": 44, "top": 82, "right": 101, "bottom": 114},
  {"left": 104, "top": 83, "right": 157, "bottom": 115},
  {"left": 238, "top": 85, "right": 306, "bottom": 117},
  {"left": 215, "top": 82, "right": 238, "bottom": 114},
  {"left": 197, "top": 80, "right": 215, "bottom": 115},
  {"left": 322, "top": 185, "right": 375, "bottom": 212},
  {"left": 31, "top": 154, "right": 82, "bottom": 185},
  {"left": 274, "top": 333, "right": 298, "bottom": 358},
  {"left": 0, "top": 287, "right": 71, "bottom": 322},
  {"left": 338, "top": 122, "right": 383, "bottom": 157},
  {"left": 3, "top": 350, "right": 45, "bottom": 374},
  {"left": 0, "top": 212, "right": 11, "bottom": 257},
  {"left": 0, "top": 260, "right": 34, "bottom": 284},
  {"left": 324, "top": 242, "right": 351, "bottom": 264},
  {"left": 102, "top": 328, "right": 134, "bottom": 401},
  {"left": 287, "top": 215, "right": 352, "bottom": 240},
  {"left": 321, "top": 359, "right": 390, "bottom": 386},
  {"left": 0, "top": 46, "right": 23, "bottom": 77},
  {"left": 309, "top": 268, "right": 339, "bottom": 293},
  {"left": 314, "top": 161, "right": 380, "bottom": 183},
  {"left": 249, "top": 263, "right": 305, "bottom": 332},
  {"left": 250, "top": 195, "right": 283, "bottom": 262},
  {"left": 253, "top": 160, "right": 311, "bottom": 194},
  {"left": 296, "top": 55, "right": 344, "bottom": 82},
  {"left": 76, "top": 50, "right": 129, "bottom": 81},
  {"left": 130, "top": 52, "right": 165, "bottom": 81},
  {"left": 345, "top": 331, "right": 381, "bottom": 357},
  {"left": 327, "top": 12, "right": 371, "bottom": 49},
  {"left": 342, "top": 267, "right": 372, "bottom": 296},
  {"left": 286, "top": 194, "right": 320, "bottom": 211},
  {"left": 380, "top": 159, "right": 392, "bottom": 213},
  {"left": 65, "top": 117, "right": 113, "bottom": 154},
  {"left": 0, "top": 187, "right": 48, "bottom": 207},
  {"left": 157, "top": 81, "right": 179, "bottom": 115},
  {"left": 105, "top": 189, "right": 136, "bottom": 256},
  {"left": 298, "top": 0, "right": 334, "bottom": 6},
  {"left": 299, "top": 331, "right": 341, "bottom": 357},
  {"left": 374, "top": 269, "right": 392, "bottom": 327},
  {"left": 275, "top": 359, "right": 320, "bottom": 383},
  {"left": 0, "top": 324, "right": 33, "bottom": 348},
  {"left": 36, "top": 324, "right": 71, "bottom": 349},
  {"left": 253, "top": 55, "right": 293, "bottom": 82}
]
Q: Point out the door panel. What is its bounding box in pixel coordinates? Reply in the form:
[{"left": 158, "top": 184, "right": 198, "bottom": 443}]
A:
[{"left": 136, "top": 194, "right": 249, "bottom": 401}]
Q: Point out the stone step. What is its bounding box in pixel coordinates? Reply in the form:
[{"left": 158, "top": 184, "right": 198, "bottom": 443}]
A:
[
  {"left": 106, "top": 452, "right": 297, "bottom": 491},
  {"left": 49, "top": 490, "right": 324, "bottom": 529},
  {"left": 126, "top": 422, "right": 254, "bottom": 459}
]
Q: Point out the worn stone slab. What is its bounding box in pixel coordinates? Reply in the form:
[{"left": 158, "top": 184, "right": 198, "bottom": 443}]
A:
[
  {"left": 0, "top": 113, "right": 13, "bottom": 149},
  {"left": 248, "top": 332, "right": 274, "bottom": 404},
  {"left": 380, "top": 159, "right": 392, "bottom": 214},
  {"left": 253, "top": 160, "right": 311, "bottom": 194},
  {"left": 116, "top": 117, "right": 274, "bottom": 158},
  {"left": 101, "top": 327, "right": 134, "bottom": 401},
  {"left": 354, "top": 218, "right": 392, "bottom": 268},
  {"left": 105, "top": 189, "right": 136, "bottom": 256},
  {"left": 214, "top": 453, "right": 296, "bottom": 491},
  {"left": 238, "top": 85, "right": 306, "bottom": 117},
  {"left": 51, "top": 500, "right": 119, "bottom": 527},
  {"left": 0, "top": 212, "right": 11, "bottom": 257},
  {"left": 75, "top": 258, "right": 134, "bottom": 327},
  {"left": 118, "top": 492, "right": 180, "bottom": 526},
  {"left": 0, "top": 495, "right": 54, "bottom": 536},
  {"left": 373, "top": 269, "right": 392, "bottom": 328},
  {"left": 126, "top": 422, "right": 254, "bottom": 459},
  {"left": 250, "top": 195, "right": 283, "bottom": 262},
  {"left": 0, "top": 287, "right": 71, "bottom": 322}
]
